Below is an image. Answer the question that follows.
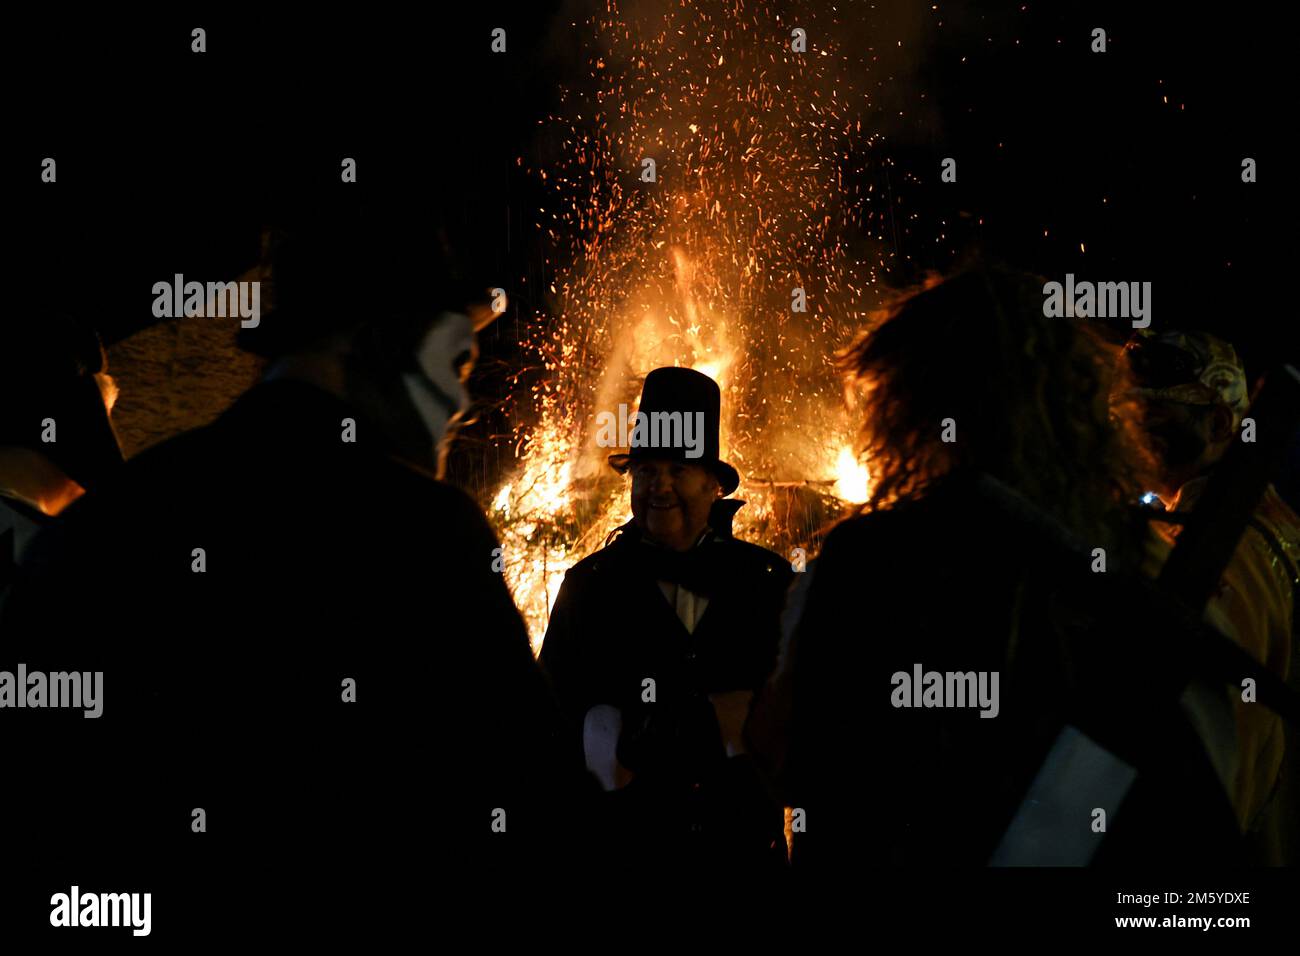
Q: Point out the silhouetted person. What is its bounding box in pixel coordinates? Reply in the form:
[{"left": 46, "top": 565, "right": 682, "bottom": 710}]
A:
[
  {"left": 1120, "top": 329, "right": 1300, "bottom": 862},
  {"left": 749, "top": 266, "right": 1246, "bottom": 872},
  {"left": 540, "top": 367, "right": 792, "bottom": 880},
  {"left": 2, "top": 202, "right": 584, "bottom": 937},
  {"left": 0, "top": 318, "right": 122, "bottom": 597}
]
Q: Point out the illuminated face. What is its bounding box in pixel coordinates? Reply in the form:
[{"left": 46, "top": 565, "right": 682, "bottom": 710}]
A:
[
  {"left": 629, "top": 458, "right": 721, "bottom": 551},
  {"left": 402, "top": 311, "right": 477, "bottom": 473},
  {"left": 1135, "top": 395, "right": 1234, "bottom": 496}
]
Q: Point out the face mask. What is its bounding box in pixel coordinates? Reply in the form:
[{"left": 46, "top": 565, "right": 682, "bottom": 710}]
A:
[{"left": 401, "top": 311, "right": 477, "bottom": 456}]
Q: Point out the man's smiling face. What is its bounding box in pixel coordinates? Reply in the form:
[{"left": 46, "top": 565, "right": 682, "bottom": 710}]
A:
[{"left": 629, "top": 458, "right": 721, "bottom": 551}]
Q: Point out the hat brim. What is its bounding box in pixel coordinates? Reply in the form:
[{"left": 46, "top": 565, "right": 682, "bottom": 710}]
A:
[{"left": 608, "top": 452, "right": 740, "bottom": 496}]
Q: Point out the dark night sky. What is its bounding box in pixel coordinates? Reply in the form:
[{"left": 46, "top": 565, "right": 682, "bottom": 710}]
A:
[{"left": 9, "top": 3, "right": 1290, "bottom": 462}]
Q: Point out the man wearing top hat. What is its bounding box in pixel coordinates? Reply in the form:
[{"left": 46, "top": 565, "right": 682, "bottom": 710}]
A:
[{"left": 540, "top": 366, "right": 793, "bottom": 876}]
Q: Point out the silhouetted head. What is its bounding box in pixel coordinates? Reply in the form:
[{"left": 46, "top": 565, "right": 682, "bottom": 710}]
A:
[
  {"left": 836, "top": 264, "right": 1155, "bottom": 550},
  {"left": 1116, "top": 329, "right": 1248, "bottom": 498},
  {"left": 0, "top": 316, "right": 123, "bottom": 498},
  {"left": 240, "top": 198, "right": 503, "bottom": 475}
]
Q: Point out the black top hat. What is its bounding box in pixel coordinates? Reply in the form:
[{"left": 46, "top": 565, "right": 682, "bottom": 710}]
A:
[
  {"left": 607, "top": 366, "right": 740, "bottom": 495},
  {"left": 238, "top": 197, "right": 502, "bottom": 359}
]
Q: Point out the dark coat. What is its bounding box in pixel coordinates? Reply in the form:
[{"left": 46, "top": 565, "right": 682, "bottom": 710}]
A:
[
  {"left": 752, "top": 472, "right": 1245, "bottom": 872},
  {"left": 1, "top": 381, "right": 588, "bottom": 931},
  {"left": 539, "top": 521, "right": 794, "bottom": 873}
]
